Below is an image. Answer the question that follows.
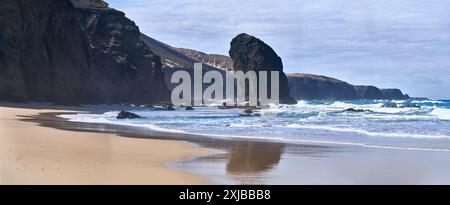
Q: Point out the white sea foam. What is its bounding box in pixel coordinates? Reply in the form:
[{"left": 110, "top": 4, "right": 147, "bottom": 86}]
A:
[
  {"left": 285, "top": 124, "right": 450, "bottom": 139},
  {"left": 58, "top": 112, "right": 188, "bottom": 134},
  {"left": 57, "top": 100, "right": 450, "bottom": 152},
  {"left": 431, "top": 108, "right": 450, "bottom": 120},
  {"left": 411, "top": 100, "right": 444, "bottom": 104}
]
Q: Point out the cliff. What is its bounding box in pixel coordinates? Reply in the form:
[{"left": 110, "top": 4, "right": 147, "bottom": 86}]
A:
[
  {"left": 381, "top": 89, "right": 410, "bottom": 100},
  {"left": 0, "top": 0, "right": 169, "bottom": 104},
  {"left": 139, "top": 33, "right": 229, "bottom": 99},
  {"left": 174, "top": 48, "right": 233, "bottom": 71},
  {"left": 288, "top": 74, "right": 358, "bottom": 100},
  {"left": 288, "top": 74, "right": 409, "bottom": 100}
]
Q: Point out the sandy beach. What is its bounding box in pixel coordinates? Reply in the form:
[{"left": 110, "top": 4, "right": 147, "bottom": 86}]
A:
[{"left": 0, "top": 105, "right": 212, "bottom": 185}]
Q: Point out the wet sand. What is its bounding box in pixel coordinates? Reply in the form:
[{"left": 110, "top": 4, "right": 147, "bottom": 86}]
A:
[
  {"left": 177, "top": 142, "right": 450, "bottom": 184},
  {"left": 0, "top": 103, "right": 212, "bottom": 185}
]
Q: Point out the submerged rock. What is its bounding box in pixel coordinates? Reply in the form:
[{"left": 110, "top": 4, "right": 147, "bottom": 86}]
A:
[
  {"left": 185, "top": 106, "right": 195, "bottom": 110},
  {"left": 117, "top": 111, "right": 143, "bottom": 119},
  {"left": 381, "top": 103, "right": 398, "bottom": 108},
  {"left": 344, "top": 108, "right": 373, "bottom": 113},
  {"left": 239, "top": 109, "right": 261, "bottom": 117},
  {"left": 399, "top": 104, "right": 421, "bottom": 108}
]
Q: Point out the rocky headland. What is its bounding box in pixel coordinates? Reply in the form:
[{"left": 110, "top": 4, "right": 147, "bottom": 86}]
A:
[{"left": 0, "top": 0, "right": 169, "bottom": 104}]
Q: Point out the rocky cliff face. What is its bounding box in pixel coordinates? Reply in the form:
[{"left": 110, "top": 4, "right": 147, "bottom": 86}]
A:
[
  {"left": 288, "top": 74, "right": 409, "bottom": 100},
  {"left": 353, "top": 86, "right": 384, "bottom": 100},
  {"left": 0, "top": 0, "right": 169, "bottom": 104},
  {"left": 381, "top": 89, "right": 410, "bottom": 100},
  {"left": 175, "top": 48, "right": 233, "bottom": 71},
  {"left": 288, "top": 74, "right": 358, "bottom": 100},
  {"left": 229, "top": 33, "right": 296, "bottom": 104},
  {"left": 140, "top": 33, "right": 229, "bottom": 101}
]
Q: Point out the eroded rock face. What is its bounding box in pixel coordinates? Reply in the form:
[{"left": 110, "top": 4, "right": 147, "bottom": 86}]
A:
[
  {"left": 175, "top": 47, "right": 233, "bottom": 71},
  {"left": 0, "top": 0, "right": 93, "bottom": 103},
  {"left": 381, "top": 89, "right": 409, "bottom": 100},
  {"left": 0, "top": 0, "right": 169, "bottom": 104},
  {"left": 288, "top": 74, "right": 358, "bottom": 100},
  {"left": 229, "top": 33, "right": 296, "bottom": 104},
  {"left": 288, "top": 74, "right": 410, "bottom": 100},
  {"left": 353, "top": 86, "right": 384, "bottom": 100}
]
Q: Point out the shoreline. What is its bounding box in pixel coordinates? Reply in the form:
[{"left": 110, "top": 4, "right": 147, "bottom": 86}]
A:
[
  {"left": 4, "top": 102, "right": 450, "bottom": 184},
  {"left": 0, "top": 103, "right": 214, "bottom": 185},
  {"left": 5, "top": 103, "right": 334, "bottom": 184}
]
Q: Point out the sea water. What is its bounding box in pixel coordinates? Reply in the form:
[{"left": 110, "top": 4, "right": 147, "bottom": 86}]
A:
[{"left": 60, "top": 100, "right": 450, "bottom": 151}]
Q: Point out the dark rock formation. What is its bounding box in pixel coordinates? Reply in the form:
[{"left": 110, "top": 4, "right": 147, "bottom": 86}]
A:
[
  {"left": 185, "top": 106, "right": 195, "bottom": 110},
  {"left": 166, "top": 105, "right": 176, "bottom": 111},
  {"left": 229, "top": 33, "right": 296, "bottom": 104},
  {"left": 381, "top": 89, "right": 409, "bottom": 100},
  {"left": 239, "top": 109, "right": 261, "bottom": 117},
  {"left": 399, "top": 104, "right": 421, "bottom": 108},
  {"left": 117, "top": 111, "right": 143, "bottom": 119},
  {"left": 344, "top": 108, "right": 373, "bottom": 113},
  {"left": 381, "top": 103, "right": 398, "bottom": 108},
  {"left": 353, "top": 86, "right": 384, "bottom": 100},
  {"left": 288, "top": 73, "right": 409, "bottom": 100},
  {"left": 0, "top": 0, "right": 169, "bottom": 104},
  {"left": 288, "top": 74, "right": 358, "bottom": 100}
]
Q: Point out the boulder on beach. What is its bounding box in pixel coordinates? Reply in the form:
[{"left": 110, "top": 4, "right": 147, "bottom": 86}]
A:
[{"left": 117, "top": 111, "right": 143, "bottom": 119}]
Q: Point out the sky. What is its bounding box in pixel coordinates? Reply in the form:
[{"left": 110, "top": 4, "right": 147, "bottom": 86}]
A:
[{"left": 107, "top": 0, "right": 450, "bottom": 99}]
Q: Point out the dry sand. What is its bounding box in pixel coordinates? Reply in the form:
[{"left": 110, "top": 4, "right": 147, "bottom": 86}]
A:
[{"left": 0, "top": 106, "right": 211, "bottom": 185}]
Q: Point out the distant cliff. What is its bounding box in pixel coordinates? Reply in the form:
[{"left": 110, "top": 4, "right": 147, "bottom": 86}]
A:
[
  {"left": 139, "top": 33, "right": 229, "bottom": 97},
  {"left": 288, "top": 74, "right": 409, "bottom": 100},
  {"left": 174, "top": 48, "right": 233, "bottom": 71},
  {"left": 0, "top": 0, "right": 169, "bottom": 104},
  {"left": 381, "top": 89, "right": 410, "bottom": 100},
  {"left": 288, "top": 74, "right": 358, "bottom": 100}
]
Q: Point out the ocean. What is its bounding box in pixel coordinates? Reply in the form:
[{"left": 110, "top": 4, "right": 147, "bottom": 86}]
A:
[{"left": 60, "top": 100, "right": 450, "bottom": 152}]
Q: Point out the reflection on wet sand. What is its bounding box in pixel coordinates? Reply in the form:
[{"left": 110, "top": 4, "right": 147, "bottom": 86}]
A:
[
  {"left": 24, "top": 111, "right": 340, "bottom": 184},
  {"left": 226, "top": 142, "right": 284, "bottom": 174}
]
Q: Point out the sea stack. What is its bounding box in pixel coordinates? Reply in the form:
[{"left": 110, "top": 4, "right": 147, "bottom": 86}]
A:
[{"left": 229, "top": 33, "right": 296, "bottom": 104}]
